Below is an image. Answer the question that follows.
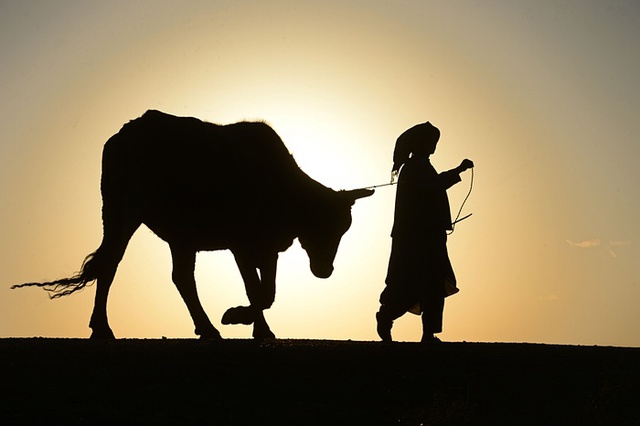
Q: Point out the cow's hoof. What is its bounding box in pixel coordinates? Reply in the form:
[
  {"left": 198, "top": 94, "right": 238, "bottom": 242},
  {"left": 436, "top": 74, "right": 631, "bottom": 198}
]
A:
[
  {"left": 198, "top": 331, "right": 223, "bottom": 340},
  {"left": 221, "top": 306, "right": 255, "bottom": 325},
  {"left": 252, "top": 327, "right": 276, "bottom": 340},
  {"left": 197, "top": 326, "right": 223, "bottom": 340}
]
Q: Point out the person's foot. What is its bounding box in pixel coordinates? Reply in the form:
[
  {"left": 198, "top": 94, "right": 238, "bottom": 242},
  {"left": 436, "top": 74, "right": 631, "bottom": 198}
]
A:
[
  {"left": 420, "top": 334, "right": 442, "bottom": 344},
  {"left": 376, "top": 312, "right": 393, "bottom": 342}
]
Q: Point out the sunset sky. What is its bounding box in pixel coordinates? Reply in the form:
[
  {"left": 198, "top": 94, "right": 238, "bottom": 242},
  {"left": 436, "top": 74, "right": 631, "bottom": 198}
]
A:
[{"left": 1, "top": 1, "right": 639, "bottom": 347}]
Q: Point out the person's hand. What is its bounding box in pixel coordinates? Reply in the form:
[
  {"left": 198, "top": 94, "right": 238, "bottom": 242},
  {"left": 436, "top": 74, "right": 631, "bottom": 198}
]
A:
[{"left": 459, "top": 159, "right": 474, "bottom": 172}]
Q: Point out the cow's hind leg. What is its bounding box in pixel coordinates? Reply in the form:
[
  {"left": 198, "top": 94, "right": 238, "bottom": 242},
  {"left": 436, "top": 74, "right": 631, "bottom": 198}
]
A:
[
  {"left": 89, "top": 218, "right": 140, "bottom": 339},
  {"left": 170, "top": 246, "right": 221, "bottom": 340}
]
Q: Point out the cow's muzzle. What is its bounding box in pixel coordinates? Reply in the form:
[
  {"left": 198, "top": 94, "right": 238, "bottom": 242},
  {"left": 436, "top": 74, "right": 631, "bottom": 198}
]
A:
[{"left": 311, "top": 263, "right": 334, "bottom": 279}]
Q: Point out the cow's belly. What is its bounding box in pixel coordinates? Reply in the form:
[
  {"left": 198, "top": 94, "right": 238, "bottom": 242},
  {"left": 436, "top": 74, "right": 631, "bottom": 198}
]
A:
[{"left": 142, "top": 212, "right": 295, "bottom": 254}]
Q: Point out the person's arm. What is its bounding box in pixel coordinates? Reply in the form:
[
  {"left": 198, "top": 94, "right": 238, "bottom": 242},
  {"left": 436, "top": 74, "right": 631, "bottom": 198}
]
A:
[
  {"left": 438, "top": 159, "right": 474, "bottom": 189},
  {"left": 454, "top": 159, "right": 474, "bottom": 175}
]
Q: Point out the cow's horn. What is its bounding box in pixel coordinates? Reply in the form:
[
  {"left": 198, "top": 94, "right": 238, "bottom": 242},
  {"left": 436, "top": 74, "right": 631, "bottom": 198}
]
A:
[{"left": 345, "top": 188, "right": 375, "bottom": 200}]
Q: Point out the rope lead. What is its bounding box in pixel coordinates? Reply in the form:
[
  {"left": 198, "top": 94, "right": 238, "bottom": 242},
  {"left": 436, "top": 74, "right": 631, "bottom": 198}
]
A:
[{"left": 355, "top": 167, "right": 474, "bottom": 234}]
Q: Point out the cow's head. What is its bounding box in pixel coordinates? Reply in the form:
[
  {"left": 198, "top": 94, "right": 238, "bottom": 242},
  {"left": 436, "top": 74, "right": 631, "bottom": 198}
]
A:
[{"left": 298, "top": 188, "right": 374, "bottom": 278}]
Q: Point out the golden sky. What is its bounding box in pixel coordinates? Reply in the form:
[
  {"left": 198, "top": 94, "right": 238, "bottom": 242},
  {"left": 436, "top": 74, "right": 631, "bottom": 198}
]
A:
[{"left": 1, "top": 1, "right": 639, "bottom": 346}]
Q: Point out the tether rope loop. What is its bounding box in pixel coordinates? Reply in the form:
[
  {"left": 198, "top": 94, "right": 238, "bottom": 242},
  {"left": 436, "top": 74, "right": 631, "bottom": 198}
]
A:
[{"left": 448, "top": 167, "right": 474, "bottom": 234}]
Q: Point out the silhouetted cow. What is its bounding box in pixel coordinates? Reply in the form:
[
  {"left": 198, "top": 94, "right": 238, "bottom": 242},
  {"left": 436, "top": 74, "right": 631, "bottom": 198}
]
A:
[{"left": 13, "top": 110, "right": 373, "bottom": 339}]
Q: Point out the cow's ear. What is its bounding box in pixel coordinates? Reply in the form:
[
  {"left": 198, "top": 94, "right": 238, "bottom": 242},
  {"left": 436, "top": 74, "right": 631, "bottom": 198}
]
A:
[{"left": 342, "top": 188, "right": 374, "bottom": 205}]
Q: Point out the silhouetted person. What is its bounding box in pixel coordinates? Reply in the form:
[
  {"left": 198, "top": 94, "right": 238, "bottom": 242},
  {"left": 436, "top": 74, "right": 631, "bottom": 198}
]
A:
[{"left": 376, "top": 122, "right": 473, "bottom": 343}]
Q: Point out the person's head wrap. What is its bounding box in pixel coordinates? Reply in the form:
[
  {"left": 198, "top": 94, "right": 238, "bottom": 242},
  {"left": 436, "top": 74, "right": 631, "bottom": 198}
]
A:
[{"left": 392, "top": 122, "right": 440, "bottom": 173}]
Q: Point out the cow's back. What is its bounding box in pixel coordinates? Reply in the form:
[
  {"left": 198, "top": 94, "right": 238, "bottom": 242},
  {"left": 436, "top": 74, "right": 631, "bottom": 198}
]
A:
[{"left": 106, "top": 110, "right": 296, "bottom": 180}]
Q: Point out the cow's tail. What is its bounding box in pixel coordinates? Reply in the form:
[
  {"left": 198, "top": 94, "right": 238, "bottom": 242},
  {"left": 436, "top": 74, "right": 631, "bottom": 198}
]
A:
[{"left": 11, "top": 249, "right": 104, "bottom": 299}]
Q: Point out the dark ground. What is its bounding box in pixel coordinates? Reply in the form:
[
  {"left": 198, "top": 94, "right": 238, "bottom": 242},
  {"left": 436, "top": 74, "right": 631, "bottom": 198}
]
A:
[{"left": 1, "top": 339, "right": 638, "bottom": 425}]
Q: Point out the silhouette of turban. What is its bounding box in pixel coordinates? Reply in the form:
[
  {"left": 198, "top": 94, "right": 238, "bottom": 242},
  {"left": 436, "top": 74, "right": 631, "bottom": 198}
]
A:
[{"left": 392, "top": 122, "right": 440, "bottom": 173}]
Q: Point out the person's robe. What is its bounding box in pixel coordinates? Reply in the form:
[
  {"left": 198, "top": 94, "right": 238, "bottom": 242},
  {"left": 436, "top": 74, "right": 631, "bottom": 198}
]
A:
[{"left": 382, "top": 156, "right": 461, "bottom": 314}]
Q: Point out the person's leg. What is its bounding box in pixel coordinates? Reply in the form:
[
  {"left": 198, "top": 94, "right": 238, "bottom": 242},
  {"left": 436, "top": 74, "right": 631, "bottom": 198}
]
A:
[
  {"left": 376, "top": 304, "right": 406, "bottom": 342},
  {"left": 420, "top": 296, "right": 444, "bottom": 343}
]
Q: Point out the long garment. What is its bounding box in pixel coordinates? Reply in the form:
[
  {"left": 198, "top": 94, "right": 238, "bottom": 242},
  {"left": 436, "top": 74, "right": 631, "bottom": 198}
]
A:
[{"left": 381, "top": 157, "right": 461, "bottom": 329}]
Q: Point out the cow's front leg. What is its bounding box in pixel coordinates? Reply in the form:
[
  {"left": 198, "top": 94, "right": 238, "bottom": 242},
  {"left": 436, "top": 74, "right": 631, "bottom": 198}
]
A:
[
  {"left": 253, "top": 254, "right": 277, "bottom": 339},
  {"left": 170, "top": 245, "right": 221, "bottom": 340},
  {"left": 229, "top": 251, "right": 277, "bottom": 339},
  {"left": 252, "top": 310, "right": 275, "bottom": 340},
  {"left": 257, "top": 252, "right": 277, "bottom": 310}
]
